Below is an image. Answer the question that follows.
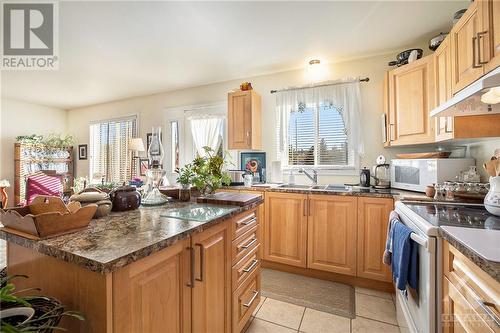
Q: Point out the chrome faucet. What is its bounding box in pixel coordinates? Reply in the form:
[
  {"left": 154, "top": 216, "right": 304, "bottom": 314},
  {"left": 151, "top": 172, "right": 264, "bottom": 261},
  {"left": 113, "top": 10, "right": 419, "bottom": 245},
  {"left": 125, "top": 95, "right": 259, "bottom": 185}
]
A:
[{"left": 299, "top": 168, "right": 318, "bottom": 185}]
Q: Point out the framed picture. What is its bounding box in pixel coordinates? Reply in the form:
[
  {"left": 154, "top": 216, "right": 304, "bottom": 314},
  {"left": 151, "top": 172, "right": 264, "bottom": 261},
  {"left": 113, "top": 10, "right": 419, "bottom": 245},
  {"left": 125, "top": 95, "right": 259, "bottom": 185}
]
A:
[
  {"left": 139, "top": 159, "right": 149, "bottom": 176},
  {"left": 146, "top": 132, "right": 163, "bottom": 153},
  {"left": 240, "top": 152, "right": 266, "bottom": 183},
  {"left": 78, "top": 144, "right": 88, "bottom": 160}
]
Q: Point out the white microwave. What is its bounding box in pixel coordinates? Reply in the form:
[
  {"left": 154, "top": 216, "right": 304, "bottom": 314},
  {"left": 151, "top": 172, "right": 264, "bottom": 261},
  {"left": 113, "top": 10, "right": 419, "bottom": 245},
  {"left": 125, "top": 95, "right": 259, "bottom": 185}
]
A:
[{"left": 390, "top": 158, "right": 475, "bottom": 192}]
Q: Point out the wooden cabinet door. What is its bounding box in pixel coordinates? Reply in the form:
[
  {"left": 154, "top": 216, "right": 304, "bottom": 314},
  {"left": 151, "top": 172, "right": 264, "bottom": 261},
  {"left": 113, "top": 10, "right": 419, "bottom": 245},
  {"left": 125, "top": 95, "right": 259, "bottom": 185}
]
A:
[
  {"left": 450, "top": 0, "right": 485, "bottom": 94},
  {"left": 484, "top": 0, "right": 500, "bottom": 73},
  {"left": 388, "top": 55, "right": 435, "bottom": 145},
  {"left": 264, "top": 192, "right": 308, "bottom": 267},
  {"left": 307, "top": 195, "right": 357, "bottom": 276},
  {"left": 357, "top": 197, "right": 393, "bottom": 282},
  {"left": 191, "top": 221, "right": 231, "bottom": 333},
  {"left": 113, "top": 240, "right": 191, "bottom": 333},
  {"left": 434, "top": 36, "right": 454, "bottom": 142},
  {"left": 228, "top": 90, "right": 251, "bottom": 149}
]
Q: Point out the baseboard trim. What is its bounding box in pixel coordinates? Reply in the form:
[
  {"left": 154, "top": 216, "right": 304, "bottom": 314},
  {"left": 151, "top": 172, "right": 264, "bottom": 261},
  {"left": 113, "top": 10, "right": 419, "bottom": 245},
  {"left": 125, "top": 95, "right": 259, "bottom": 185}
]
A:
[{"left": 261, "top": 260, "right": 395, "bottom": 293}]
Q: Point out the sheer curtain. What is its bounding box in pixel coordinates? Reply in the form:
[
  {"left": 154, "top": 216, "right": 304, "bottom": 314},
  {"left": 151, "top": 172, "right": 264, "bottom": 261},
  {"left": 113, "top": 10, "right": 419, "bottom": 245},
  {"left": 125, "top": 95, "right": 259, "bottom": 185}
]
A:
[
  {"left": 190, "top": 116, "right": 224, "bottom": 157},
  {"left": 276, "top": 78, "right": 364, "bottom": 166}
]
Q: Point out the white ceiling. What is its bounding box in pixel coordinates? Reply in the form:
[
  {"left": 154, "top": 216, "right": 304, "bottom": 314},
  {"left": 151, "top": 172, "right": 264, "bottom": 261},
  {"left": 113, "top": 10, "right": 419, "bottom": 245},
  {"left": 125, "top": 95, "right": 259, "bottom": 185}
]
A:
[{"left": 1, "top": 1, "right": 468, "bottom": 110}]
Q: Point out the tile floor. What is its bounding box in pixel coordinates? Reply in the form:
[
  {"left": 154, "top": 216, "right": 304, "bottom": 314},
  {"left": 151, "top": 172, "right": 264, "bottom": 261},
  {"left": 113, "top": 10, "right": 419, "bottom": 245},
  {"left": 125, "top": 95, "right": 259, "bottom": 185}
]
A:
[{"left": 246, "top": 286, "right": 400, "bottom": 333}]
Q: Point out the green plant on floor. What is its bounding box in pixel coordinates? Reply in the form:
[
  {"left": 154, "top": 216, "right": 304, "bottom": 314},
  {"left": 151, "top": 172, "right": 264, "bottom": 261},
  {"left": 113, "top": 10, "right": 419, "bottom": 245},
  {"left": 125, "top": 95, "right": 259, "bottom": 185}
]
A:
[
  {"left": 190, "top": 146, "right": 232, "bottom": 196},
  {"left": 0, "top": 275, "right": 84, "bottom": 332}
]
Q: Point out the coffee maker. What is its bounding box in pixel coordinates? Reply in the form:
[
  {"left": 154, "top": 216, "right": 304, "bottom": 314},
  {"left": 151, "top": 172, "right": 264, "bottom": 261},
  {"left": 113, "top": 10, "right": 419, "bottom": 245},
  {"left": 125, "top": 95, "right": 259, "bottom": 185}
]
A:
[{"left": 371, "top": 155, "right": 391, "bottom": 189}]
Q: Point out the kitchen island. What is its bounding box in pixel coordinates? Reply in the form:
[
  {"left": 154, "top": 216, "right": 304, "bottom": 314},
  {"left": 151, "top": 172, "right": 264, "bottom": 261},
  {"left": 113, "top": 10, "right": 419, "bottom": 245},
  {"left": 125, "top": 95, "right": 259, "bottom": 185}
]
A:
[{"left": 0, "top": 193, "right": 264, "bottom": 333}]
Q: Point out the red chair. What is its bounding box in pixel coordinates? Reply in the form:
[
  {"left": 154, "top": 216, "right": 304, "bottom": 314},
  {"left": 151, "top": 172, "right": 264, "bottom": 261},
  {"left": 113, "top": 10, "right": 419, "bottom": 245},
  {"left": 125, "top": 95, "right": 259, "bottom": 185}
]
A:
[{"left": 26, "top": 172, "right": 64, "bottom": 205}]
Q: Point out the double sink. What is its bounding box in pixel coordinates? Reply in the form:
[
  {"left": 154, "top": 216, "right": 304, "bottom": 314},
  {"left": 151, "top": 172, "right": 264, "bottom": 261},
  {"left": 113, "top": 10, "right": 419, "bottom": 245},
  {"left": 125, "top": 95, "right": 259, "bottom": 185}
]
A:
[{"left": 276, "top": 184, "right": 352, "bottom": 192}]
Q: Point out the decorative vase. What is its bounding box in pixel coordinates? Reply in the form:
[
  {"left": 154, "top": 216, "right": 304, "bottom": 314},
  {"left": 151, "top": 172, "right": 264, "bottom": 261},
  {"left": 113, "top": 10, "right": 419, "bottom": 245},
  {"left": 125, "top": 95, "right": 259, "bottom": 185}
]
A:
[
  {"left": 484, "top": 176, "right": 500, "bottom": 216},
  {"left": 179, "top": 185, "right": 191, "bottom": 202}
]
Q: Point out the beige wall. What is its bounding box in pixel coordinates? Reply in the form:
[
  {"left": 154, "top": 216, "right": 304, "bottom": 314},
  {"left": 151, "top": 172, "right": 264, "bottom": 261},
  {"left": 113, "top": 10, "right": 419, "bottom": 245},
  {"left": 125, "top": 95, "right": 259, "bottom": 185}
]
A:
[
  {"left": 0, "top": 98, "right": 67, "bottom": 202},
  {"left": 68, "top": 51, "right": 427, "bottom": 185}
]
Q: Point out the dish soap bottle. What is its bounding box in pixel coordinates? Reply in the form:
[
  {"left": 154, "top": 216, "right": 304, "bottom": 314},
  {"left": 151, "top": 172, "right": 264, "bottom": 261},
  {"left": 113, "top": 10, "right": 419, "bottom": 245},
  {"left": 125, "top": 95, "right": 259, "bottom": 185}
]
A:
[{"left": 288, "top": 170, "right": 295, "bottom": 185}]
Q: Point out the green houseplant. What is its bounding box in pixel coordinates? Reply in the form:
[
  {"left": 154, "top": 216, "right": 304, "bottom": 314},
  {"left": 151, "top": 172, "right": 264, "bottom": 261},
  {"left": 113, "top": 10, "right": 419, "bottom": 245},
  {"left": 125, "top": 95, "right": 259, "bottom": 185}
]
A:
[
  {"left": 190, "top": 147, "right": 232, "bottom": 196},
  {"left": 175, "top": 164, "right": 194, "bottom": 201},
  {"left": 0, "top": 274, "right": 84, "bottom": 332}
]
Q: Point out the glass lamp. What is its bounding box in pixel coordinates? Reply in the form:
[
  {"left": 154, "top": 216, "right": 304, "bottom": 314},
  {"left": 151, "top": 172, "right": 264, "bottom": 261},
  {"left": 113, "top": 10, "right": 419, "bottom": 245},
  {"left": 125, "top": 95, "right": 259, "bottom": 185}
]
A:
[{"left": 142, "top": 127, "right": 170, "bottom": 206}]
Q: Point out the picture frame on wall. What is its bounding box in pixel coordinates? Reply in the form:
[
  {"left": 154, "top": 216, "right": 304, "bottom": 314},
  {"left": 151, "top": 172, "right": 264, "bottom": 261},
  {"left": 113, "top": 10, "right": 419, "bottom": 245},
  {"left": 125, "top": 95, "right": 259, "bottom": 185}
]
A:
[
  {"left": 78, "top": 144, "right": 88, "bottom": 160},
  {"left": 240, "top": 152, "right": 266, "bottom": 183},
  {"left": 139, "top": 158, "right": 149, "bottom": 176}
]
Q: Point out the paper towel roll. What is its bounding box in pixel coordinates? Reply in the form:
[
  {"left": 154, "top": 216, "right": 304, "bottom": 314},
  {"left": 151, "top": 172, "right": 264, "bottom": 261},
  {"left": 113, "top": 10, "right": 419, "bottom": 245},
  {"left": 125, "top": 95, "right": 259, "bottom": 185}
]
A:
[{"left": 271, "top": 161, "right": 282, "bottom": 183}]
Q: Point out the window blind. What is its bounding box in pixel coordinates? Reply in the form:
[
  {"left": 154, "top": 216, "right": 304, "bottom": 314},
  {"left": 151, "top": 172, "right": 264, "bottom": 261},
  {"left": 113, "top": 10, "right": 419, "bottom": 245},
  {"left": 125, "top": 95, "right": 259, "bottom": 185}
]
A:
[
  {"left": 287, "top": 105, "right": 349, "bottom": 166},
  {"left": 89, "top": 117, "right": 137, "bottom": 183}
]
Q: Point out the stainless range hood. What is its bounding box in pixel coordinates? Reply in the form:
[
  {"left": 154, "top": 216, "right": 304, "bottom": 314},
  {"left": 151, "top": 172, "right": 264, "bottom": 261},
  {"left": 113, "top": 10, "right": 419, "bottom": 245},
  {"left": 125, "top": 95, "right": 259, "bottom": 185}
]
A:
[{"left": 430, "top": 66, "right": 500, "bottom": 118}]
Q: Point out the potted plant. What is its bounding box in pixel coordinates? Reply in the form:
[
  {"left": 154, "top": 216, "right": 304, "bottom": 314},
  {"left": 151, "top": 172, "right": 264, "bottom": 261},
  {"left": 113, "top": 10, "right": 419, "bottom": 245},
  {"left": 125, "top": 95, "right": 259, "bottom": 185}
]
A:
[
  {"left": 0, "top": 274, "right": 84, "bottom": 332},
  {"left": 190, "top": 147, "right": 232, "bottom": 197},
  {"left": 176, "top": 164, "right": 194, "bottom": 201}
]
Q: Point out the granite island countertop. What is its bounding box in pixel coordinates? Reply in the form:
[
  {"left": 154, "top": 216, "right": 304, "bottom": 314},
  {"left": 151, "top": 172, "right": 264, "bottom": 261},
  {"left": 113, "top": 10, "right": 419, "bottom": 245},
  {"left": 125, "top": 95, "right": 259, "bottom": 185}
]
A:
[{"left": 0, "top": 197, "right": 263, "bottom": 274}]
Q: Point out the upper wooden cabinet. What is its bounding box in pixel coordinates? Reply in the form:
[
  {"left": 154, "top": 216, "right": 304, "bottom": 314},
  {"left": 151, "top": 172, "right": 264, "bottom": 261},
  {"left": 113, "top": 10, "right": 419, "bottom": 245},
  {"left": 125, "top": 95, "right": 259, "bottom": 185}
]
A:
[
  {"left": 263, "top": 192, "right": 308, "bottom": 268},
  {"left": 450, "top": 0, "right": 499, "bottom": 94},
  {"left": 228, "top": 90, "right": 262, "bottom": 150},
  {"left": 388, "top": 55, "right": 435, "bottom": 146},
  {"left": 307, "top": 195, "right": 357, "bottom": 276},
  {"left": 434, "top": 36, "right": 455, "bottom": 142},
  {"left": 357, "top": 197, "right": 392, "bottom": 282}
]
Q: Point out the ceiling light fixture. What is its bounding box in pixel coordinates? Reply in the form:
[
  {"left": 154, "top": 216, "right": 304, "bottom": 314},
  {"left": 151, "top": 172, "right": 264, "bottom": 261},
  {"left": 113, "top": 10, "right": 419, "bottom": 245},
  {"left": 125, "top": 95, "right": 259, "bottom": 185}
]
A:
[{"left": 309, "top": 59, "right": 320, "bottom": 65}]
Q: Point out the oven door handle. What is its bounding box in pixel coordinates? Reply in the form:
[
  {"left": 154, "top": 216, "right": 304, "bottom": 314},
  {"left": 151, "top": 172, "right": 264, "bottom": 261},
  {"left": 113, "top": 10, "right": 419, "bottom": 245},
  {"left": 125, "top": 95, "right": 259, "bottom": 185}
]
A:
[{"left": 410, "top": 233, "right": 428, "bottom": 249}]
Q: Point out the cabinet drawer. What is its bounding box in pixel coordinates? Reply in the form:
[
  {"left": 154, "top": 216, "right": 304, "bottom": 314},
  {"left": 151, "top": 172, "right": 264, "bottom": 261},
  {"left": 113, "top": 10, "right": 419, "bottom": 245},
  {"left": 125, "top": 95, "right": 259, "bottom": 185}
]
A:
[
  {"left": 232, "top": 224, "right": 259, "bottom": 265},
  {"left": 232, "top": 210, "right": 258, "bottom": 240},
  {"left": 232, "top": 244, "right": 260, "bottom": 290},
  {"left": 232, "top": 267, "right": 261, "bottom": 333},
  {"left": 444, "top": 277, "right": 497, "bottom": 333}
]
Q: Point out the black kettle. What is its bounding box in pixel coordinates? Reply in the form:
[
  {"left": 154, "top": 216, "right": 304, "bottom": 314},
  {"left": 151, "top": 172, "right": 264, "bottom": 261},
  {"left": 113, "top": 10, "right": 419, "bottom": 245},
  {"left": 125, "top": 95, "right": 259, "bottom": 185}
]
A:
[{"left": 360, "top": 167, "right": 370, "bottom": 187}]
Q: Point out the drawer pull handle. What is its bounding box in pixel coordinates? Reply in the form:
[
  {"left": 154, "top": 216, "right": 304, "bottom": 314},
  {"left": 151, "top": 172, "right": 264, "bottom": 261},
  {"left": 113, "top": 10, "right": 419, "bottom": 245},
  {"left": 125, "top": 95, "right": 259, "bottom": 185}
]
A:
[
  {"left": 195, "top": 243, "right": 205, "bottom": 282},
  {"left": 478, "top": 300, "right": 500, "bottom": 327},
  {"left": 241, "top": 238, "right": 257, "bottom": 250},
  {"left": 243, "top": 290, "right": 259, "bottom": 308},
  {"left": 243, "top": 259, "right": 259, "bottom": 273},
  {"left": 238, "top": 217, "right": 256, "bottom": 226},
  {"left": 186, "top": 247, "right": 195, "bottom": 288}
]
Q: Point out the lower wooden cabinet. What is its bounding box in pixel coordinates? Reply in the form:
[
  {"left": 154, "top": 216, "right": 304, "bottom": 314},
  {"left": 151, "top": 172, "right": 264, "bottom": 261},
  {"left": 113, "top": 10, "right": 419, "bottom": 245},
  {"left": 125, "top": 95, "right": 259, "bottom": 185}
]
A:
[
  {"left": 442, "top": 241, "right": 499, "bottom": 333},
  {"left": 113, "top": 240, "right": 192, "bottom": 333},
  {"left": 191, "top": 221, "right": 232, "bottom": 333},
  {"left": 356, "top": 197, "right": 393, "bottom": 282},
  {"left": 307, "top": 195, "right": 357, "bottom": 276},
  {"left": 264, "top": 192, "right": 308, "bottom": 268}
]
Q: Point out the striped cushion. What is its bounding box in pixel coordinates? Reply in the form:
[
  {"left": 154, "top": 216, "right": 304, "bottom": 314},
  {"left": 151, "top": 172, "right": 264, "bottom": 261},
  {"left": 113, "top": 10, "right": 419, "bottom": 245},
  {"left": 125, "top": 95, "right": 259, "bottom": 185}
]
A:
[{"left": 26, "top": 174, "right": 63, "bottom": 205}]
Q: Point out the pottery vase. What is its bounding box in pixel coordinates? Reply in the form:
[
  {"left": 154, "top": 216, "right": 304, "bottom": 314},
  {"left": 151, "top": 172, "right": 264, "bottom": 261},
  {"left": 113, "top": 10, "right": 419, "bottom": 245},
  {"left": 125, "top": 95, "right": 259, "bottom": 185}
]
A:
[{"left": 484, "top": 176, "right": 500, "bottom": 216}]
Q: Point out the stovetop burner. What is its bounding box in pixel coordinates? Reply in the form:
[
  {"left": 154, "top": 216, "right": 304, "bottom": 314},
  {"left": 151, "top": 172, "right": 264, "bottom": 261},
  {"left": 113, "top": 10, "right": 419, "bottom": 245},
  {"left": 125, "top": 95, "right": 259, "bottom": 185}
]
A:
[{"left": 403, "top": 202, "right": 500, "bottom": 230}]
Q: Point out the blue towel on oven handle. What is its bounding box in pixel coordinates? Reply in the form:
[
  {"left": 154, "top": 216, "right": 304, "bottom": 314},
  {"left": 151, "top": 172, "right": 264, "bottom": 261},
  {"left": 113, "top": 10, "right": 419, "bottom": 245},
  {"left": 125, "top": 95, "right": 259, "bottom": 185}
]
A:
[{"left": 390, "top": 220, "right": 418, "bottom": 293}]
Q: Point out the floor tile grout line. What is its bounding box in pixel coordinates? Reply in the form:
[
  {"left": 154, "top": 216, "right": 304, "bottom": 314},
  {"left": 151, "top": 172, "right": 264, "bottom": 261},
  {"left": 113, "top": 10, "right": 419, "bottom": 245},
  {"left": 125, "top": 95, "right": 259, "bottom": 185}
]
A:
[
  {"left": 253, "top": 317, "right": 302, "bottom": 331},
  {"left": 297, "top": 306, "right": 306, "bottom": 332},
  {"left": 356, "top": 314, "right": 400, "bottom": 327}
]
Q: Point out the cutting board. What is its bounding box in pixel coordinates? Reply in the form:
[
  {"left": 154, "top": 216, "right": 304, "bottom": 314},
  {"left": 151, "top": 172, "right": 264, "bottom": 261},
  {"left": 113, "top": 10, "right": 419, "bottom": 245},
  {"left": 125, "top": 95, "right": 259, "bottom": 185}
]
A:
[{"left": 197, "top": 191, "right": 263, "bottom": 206}]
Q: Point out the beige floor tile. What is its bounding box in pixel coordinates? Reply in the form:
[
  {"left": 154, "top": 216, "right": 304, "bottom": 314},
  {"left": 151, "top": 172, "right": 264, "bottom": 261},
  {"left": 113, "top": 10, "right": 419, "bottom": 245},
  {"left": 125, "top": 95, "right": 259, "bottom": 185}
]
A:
[
  {"left": 255, "top": 298, "right": 305, "bottom": 330},
  {"left": 355, "top": 286, "right": 393, "bottom": 300},
  {"left": 352, "top": 317, "right": 400, "bottom": 333},
  {"left": 299, "top": 308, "right": 351, "bottom": 333},
  {"left": 355, "top": 293, "right": 397, "bottom": 325},
  {"left": 253, "top": 296, "right": 267, "bottom": 316},
  {"left": 246, "top": 318, "right": 297, "bottom": 333}
]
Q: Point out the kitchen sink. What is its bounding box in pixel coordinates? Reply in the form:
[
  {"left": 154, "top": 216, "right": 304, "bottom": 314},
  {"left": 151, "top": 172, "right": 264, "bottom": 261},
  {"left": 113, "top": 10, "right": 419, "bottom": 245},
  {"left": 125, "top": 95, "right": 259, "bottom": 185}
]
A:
[
  {"left": 310, "top": 185, "right": 327, "bottom": 190},
  {"left": 276, "top": 184, "right": 312, "bottom": 189},
  {"left": 325, "top": 184, "right": 351, "bottom": 192}
]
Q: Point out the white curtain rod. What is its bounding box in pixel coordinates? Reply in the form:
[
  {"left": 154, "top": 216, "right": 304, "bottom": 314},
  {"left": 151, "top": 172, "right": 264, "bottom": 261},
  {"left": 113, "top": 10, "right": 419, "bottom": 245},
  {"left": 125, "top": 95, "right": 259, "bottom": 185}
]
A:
[{"left": 270, "top": 77, "right": 369, "bottom": 94}]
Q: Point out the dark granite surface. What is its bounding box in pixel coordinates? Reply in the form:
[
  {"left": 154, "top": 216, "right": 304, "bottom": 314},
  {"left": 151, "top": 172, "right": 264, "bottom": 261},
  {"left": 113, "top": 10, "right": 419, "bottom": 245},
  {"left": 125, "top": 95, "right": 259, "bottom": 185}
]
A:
[
  {"left": 224, "top": 185, "right": 399, "bottom": 198},
  {"left": 439, "top": 228, "right": 500, "bottom": 282},
  {"left": 0, "top": 198, "right": 263, "bottom": 274}
]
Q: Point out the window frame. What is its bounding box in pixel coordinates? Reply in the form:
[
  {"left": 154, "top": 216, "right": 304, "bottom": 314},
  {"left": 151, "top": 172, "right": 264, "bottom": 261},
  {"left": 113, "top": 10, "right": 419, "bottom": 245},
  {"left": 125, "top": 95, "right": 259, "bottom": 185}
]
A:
[
  {"left": 280, "top": 102, "right": 359, "bottom": 174},
  {"left": 88, "top": 115, "right": 138, "bottom": 183}
]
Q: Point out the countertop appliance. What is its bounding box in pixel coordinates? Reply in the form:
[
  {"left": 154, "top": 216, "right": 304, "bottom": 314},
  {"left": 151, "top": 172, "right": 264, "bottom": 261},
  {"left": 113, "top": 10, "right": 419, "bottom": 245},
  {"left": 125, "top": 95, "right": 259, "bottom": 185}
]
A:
[
  {"left": 360, "top": 168, "right": 370, "bottom": 187},
  {"left": 394, "top": 201, "right": 500, "bottom": 333},
  {"left": 372, "top": 164, "right": 391, "bottom": 189},
  {"left": 391, "top": 158, "right": 475, "bottom": 192},
  {"left": 228, "top": 169, "right": 245, "bottom": 186}
]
